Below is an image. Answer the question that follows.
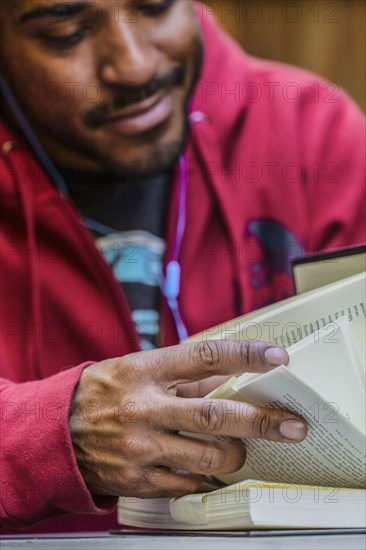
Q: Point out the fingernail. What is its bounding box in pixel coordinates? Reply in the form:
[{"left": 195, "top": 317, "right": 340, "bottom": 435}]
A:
[
  {"left": 265, "top": 347, "right": 288, "bottom": 366},
  {"left": 280, "top": 420, "right": 307, "bottom": 441}
]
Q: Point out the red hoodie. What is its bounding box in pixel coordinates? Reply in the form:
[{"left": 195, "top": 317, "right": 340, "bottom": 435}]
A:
[{"left": 0, "top": 8, "right": 365, "bottom": 534}]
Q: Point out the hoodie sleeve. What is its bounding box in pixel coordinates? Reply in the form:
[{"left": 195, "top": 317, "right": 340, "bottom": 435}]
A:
[{"left": 0, "top": 363, "right": 117, "bottom": 529}]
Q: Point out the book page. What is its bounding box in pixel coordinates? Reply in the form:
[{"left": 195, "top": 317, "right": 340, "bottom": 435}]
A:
[
  {"left": 237, "top": 317, "right": 365, "bottom": 432},
  {"left": 187, "top": 273, "right": 366, "bottom": 384},
  {"left": 216, "top": 367, "right": 366, "bottom": 489}
]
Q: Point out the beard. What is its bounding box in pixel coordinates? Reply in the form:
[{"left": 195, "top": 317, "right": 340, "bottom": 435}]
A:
[{"left": 82, "top": 127, "right": 190, "bottom": 179}]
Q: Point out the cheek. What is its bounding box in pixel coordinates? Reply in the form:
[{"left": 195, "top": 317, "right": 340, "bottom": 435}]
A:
[
  {"left": 150, "top": 5, "right": 201, "bottom": 64},
  {"left": 3, "top": 47, "right": 95, "bottom": 123}
]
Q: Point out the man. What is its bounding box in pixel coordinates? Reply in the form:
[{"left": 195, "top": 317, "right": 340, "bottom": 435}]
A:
[{"left": 0, "top": 0, "right": 364, "bottom": 534}]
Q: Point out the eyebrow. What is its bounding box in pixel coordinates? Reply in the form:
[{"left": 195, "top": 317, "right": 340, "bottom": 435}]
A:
[{"left": 18, "top": 2, "right": 88, "bottom": 25}]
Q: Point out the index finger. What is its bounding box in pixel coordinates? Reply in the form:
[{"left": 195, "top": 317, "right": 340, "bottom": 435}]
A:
[{"left": 125, "top": 340, "right": 288, "bottom": 385}]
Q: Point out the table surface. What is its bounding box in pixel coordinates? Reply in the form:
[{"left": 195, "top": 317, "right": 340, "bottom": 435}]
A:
[{"left": 1, "top": 530, "right": 366, "bottom": 550}]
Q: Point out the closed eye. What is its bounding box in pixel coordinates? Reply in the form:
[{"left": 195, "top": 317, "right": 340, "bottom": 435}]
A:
[
  {"left": 140, "top": 0, "right": 177, "bottom": 16},
  {"left": 40, "top": 29, "right": 86, "bottom": 49}
]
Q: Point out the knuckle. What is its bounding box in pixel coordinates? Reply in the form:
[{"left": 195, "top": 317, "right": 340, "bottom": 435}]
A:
[
  {"left": 145, "top": 351, "right": 169, "bottom": 382},
  {"left": 118, "top": 350, "right": 162, "bottom": 382},
  {"left": 199, "top": 445, "right": 225, "bottom": 473},
  {"left": 123, "top": 433, "right": 149, "bottom": 458},
  {"left": 119, "top": 390, "right": 157, "bottom": 424},
  {"left": 132, "top": 399, "right": 150, "bottom": 421},
  {"left": 192, "top": 341, "right": 222, "bottom": 370},
  {"left": 194, "top": 401, "right": 224, "bottom": 432},
  {"left": 117, "top": 399, "right": 141, "bottom": 423},
  {"left": 117, "top": 355, "right": 140, "bottom": 381},
  {"left": 256, "top": 412, "right": 271, "bottom": 437},
  {"left": 238, "top": 341, "right": 257, "bottom": 368}
]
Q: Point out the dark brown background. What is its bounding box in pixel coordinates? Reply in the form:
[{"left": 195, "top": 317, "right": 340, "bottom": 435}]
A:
[{"left": 202, "top": 0, "right": 365, "bottom": 111}]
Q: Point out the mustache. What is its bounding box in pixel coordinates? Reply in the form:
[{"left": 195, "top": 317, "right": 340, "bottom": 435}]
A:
[{"left": 83, "top": 65, "right": 185, "bottom": 128}]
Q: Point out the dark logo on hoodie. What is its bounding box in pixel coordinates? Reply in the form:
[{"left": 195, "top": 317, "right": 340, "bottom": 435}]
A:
[{"left": 245, "top": 219, "right": 305, "bottom": 308}]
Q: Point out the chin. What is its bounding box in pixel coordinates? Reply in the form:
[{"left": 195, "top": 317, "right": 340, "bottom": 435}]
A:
[{"left": 97, "top": 122, "right": 189, "bottom": 178}]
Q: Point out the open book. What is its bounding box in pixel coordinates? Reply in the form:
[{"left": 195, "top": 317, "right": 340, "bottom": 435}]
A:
[{"left": 118, "top": 269, "right": 366, "bottom": 530}]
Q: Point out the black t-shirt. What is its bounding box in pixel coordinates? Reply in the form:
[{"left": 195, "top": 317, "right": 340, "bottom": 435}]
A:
[{"left": 59, "top": 167, "right": 171, "bottom": 349}]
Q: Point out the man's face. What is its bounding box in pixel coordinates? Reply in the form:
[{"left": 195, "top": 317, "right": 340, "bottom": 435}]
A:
[{"left": 0, "top": 0, "right": 203, "bottom": 177}]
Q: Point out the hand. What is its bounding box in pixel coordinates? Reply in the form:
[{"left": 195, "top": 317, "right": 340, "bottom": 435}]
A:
[{"left": 69, "top": 341, "right": 307, "bottom": 499}]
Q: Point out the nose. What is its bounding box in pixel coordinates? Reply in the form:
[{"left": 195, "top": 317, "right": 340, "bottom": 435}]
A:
[{"left": 97, "top": 19, "right": 159, "bottom": 89}]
